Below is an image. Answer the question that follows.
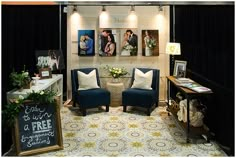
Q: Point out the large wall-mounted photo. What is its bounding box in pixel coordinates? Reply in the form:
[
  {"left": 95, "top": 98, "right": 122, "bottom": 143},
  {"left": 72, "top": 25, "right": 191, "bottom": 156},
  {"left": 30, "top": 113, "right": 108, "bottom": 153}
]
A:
[
  {"left": 78, "top": 30, "right": 95, "bottom": 56},
  {"left": 99, "top": 29, "right": 117, "bottom": 56},
  {"left": 142, "top": 30, "right": 159, "bottom": 56},
  {"left": 35, "top": 50, "right": 65, "bottom": 71},
  {"left": 120, "top": 29, "right": 138, "bottom": 56}
]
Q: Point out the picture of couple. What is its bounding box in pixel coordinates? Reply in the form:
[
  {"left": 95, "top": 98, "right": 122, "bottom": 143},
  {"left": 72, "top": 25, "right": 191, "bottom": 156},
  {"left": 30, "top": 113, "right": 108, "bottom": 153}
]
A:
[
  {"left": 120, "top": 29, "right": 138, "bottom": 56},
  {"left": 99, "top": 29, "right": 138, "bottom": 56},
  {"left": 78, "top": 30, "right": 95, "bottom": 56},
  {"left": 35, "top": 50, "right": 65, "bottom": 71},
  {"left": 99, "top": 30, "right": 117, "bottom": 56}
]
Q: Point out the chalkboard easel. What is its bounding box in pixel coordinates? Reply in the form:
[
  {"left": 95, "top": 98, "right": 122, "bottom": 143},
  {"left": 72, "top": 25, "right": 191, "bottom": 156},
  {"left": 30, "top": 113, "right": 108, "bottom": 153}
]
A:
[{"left": 13, "top": 101, "right": 63, "bottom": 156}]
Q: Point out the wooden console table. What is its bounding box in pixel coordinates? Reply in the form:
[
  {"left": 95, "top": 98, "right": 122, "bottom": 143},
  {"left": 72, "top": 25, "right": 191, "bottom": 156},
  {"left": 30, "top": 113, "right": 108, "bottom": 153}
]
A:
[{"left": 166, "top": 76, "right": 213, "bottom": 143}]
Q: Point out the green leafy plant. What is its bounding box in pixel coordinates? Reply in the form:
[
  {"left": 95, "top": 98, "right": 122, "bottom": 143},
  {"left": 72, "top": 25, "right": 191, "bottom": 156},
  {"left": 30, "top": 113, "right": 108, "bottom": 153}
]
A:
[
  {"left": 104, "top": 65, "right": 128, "bottom": 79},
  {"left": 2, "top": 90, "right": 56, "bottom": 127},
  {"left": 9, "top": 65, "right": 31, "bottom": 88}
]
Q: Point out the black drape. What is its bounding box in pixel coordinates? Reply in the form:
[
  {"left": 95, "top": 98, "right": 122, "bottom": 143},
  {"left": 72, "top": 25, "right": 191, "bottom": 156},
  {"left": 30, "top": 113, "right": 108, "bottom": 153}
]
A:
[
  {"left": 172, "top": 5, "right": 234, "bottom": 155},
  {"left": 1, "top": 5, "right": 67, "bottom": 155}
]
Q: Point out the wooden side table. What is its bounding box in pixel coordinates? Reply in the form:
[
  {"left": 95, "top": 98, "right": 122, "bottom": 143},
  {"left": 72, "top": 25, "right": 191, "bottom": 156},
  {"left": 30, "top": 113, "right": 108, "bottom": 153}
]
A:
[
  {"left": 106, "top": 82, "right": 125, "bottom": 107},
  {"left": 166, "top": 76, "right": 213, "bottom": 143}
]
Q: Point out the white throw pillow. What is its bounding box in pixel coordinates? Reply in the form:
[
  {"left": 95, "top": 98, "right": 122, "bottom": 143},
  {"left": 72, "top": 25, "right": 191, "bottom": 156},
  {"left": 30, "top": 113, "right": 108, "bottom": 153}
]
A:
[
  {"left": 131, "top": 68, "right": 153, "bottom": 90},
  {"left": 77, "top": 70, "right": 100, "bottom": 90}
]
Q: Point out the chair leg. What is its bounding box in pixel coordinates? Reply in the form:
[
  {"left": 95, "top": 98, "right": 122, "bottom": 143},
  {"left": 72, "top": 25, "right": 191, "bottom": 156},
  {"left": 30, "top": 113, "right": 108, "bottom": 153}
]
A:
[
  {"left": 123, "top": 105, "right": 127, "bottom": 112},
  {"left": 82, "top": 109, "right": 86, "bottom": 116},
  {"left": 147, "top": 108, "right": 151, "bottom": 116},
  {"left": 73, "top": 100, "right": 76, "bottom": 107},
  {"left": 106, "top": 105, "right": 109, "bottom": 112}
]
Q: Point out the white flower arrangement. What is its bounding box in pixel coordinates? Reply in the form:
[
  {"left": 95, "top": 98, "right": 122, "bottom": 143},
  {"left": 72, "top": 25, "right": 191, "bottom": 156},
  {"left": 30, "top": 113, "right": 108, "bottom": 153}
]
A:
[
  {"left": 123, "top": 44, "right": 137, "bottom": 56},
  {"left": 105, "top": 65, "right": 128, "bottom": 78},
  {"left": 123, "top": 44, "right": 134, "bottom": 51}
]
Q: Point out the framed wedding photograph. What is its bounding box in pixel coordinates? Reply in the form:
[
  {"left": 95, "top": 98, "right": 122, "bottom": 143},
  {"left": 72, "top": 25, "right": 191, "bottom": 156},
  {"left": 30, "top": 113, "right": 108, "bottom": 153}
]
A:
[
  {"left": 173, "top": 60, "right": 187, "bottom": 78},
  {"left": 141, "top": 30, "right": 159, "bottom": 56}
]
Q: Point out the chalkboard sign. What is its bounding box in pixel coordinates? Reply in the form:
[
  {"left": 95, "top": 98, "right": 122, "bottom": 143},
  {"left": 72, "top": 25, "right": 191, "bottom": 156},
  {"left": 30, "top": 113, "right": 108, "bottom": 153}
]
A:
[{"left": 14, "top": 101, "right": 63, "bottom": 156}]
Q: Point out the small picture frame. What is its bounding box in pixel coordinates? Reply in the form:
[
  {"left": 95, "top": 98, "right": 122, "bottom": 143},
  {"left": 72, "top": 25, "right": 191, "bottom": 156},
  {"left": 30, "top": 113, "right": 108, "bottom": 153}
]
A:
[
  {"left": 173, "top": 60, "right": 187, "bottom": 78},
  {"left": 39, "top": 68, "right": 52, "bottom": 79}
]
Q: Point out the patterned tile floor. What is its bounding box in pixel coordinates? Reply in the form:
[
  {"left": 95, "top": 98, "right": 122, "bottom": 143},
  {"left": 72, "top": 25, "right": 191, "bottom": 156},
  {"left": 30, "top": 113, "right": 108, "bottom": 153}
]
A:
[{"left": 5, "top": 104, "right": 227, "bottom": 157}]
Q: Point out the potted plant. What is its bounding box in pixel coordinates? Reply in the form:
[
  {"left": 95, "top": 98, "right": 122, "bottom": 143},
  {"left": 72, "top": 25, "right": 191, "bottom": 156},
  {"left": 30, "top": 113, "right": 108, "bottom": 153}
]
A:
[{"left": 9, "top": 65, "right": 31, "bottom": 91}]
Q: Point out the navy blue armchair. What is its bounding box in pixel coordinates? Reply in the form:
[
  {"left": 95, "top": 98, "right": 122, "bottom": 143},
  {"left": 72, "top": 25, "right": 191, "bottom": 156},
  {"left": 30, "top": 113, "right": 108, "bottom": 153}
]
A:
[
  {"left": 122, "top": 68, "right": 160, "bottom": 116},
  {"left": 71, "top": 68, "right": 110, "bottom": 116}
]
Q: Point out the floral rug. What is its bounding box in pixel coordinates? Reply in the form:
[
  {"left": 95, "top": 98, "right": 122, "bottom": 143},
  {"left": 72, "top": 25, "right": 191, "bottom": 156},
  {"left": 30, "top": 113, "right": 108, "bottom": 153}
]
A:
[{"left": 6, "top": 104, "right": 227, "bottom": 157}]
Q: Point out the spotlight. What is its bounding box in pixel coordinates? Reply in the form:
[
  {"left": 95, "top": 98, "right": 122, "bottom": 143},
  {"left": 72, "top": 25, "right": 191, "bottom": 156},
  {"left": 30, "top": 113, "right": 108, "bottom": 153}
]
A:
[
  {"left": 72, "top": 5, "right": 77, "bottom": 13},
  {"left": 158, "top": 5, "right": 163, "bottom": 12},
  {"left": 102, "top": 6, "right": 106, "bottom": 12},
  {"left": 130, "top": 5, "right": 135, "bottom": 12}
]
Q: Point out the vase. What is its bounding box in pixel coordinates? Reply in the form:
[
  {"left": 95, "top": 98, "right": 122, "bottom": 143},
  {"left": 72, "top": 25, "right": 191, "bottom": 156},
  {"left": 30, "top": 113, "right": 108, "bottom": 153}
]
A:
[
  {"left": 112, "top": 78, "right": 120, "bottom": 83},
  {"left": 23, "top": 81, "right": 31, "bottom": 89}
]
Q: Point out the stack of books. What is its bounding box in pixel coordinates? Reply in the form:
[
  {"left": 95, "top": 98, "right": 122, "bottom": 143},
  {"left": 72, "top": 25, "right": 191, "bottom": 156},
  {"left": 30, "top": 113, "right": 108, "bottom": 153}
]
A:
[
  {"left": 175, "top": 78, "right": 212, "bottom": 93},
  {"left": 175, "top": 78, "right": 194, "bottom": 84}
]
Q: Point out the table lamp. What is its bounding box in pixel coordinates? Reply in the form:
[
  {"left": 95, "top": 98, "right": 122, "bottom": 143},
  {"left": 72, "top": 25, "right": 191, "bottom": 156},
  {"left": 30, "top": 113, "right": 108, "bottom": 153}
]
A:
[{"left": 166, "top": 42, "right": 181, "bottom": 75}]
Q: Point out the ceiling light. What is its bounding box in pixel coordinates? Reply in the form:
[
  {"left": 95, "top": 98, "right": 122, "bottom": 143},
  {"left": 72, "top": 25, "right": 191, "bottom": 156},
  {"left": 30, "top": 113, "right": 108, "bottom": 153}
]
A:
[
  {"left": 102, "top": 6, "right": 106, "bottom": 12},
  {"left": 130, "top": 5, "right": 135, "bottom": 12},
  {"left": 72, "top": 5, "right": 77, "bottom": 13},
  {"left": 158, "top": 5, "right": 163, "bottom": 12}
]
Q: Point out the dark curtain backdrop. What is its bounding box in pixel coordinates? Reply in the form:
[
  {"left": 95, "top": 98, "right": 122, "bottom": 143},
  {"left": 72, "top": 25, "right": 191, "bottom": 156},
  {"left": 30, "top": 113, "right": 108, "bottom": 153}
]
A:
[
  {"left": 170, "top": 5, "right": 234, "bottom": 155},
  {"left": 1, "top": 5, "right": 67, "bottom": 155}
]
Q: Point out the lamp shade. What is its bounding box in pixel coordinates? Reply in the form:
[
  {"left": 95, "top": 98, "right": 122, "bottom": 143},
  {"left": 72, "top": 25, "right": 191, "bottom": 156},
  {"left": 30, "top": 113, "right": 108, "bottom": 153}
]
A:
[{"left": 166, "top": 42, "right": 181, "bottom": 55}]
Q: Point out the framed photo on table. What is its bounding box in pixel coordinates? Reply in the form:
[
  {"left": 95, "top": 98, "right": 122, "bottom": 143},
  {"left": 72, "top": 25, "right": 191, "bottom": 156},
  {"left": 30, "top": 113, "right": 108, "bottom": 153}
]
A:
[
  {"left": 39, "top": 68, "right": 52, "bottom": 79},
  {"left": 173, "top": 60, "right": 187, "bottom": 78}
]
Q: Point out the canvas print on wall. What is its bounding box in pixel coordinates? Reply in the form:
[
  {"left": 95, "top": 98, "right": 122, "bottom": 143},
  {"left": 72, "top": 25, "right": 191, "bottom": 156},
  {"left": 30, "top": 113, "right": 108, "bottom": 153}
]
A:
[
  {"left": 99, "top": 29, "right": 117, "bottom": 56},
  {"left": 35, "top": 50, "right": 65, "bottom": 71},
  {"left": 78, "top": 30, "right": 95, "bottom": 56},
  {"left": 120, "top": 29, "right": 138, "bottom": 56},
  {"left": 142, "top": 30, "right": 159, "bottom": 56}
]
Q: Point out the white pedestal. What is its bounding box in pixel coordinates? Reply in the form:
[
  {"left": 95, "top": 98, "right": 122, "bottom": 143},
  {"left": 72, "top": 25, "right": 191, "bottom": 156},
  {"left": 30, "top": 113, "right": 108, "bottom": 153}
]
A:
[{"left": 106, "top": 82, "right": 125, "bottom": 107}]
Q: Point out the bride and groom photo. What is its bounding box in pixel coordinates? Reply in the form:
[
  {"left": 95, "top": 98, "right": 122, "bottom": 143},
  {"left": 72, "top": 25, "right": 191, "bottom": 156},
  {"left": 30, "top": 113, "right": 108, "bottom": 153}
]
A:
[
  {"left": 98, "top": 29, "right": 138, "bottom": 57},
  {"left": 120, "top": 29, "right": 138, "bottom": 56}
]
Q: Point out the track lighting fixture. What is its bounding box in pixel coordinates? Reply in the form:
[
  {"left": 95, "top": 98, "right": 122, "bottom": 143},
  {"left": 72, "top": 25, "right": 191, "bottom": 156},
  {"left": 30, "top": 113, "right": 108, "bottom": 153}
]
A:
[
  {"left": 130, "top": 5, "right": 135, "bottom": 12},
  {"left": 72, "top": 5, "right": 77, "bottom": 13},
  {"left": 158, "top": 5, "right": 163, "bottom": 12},
  {"left": 159, "top": 5, "right": 163, "bottom": 12},
  {"left": 102, "top": 6, "right": 106, "bottom": 12}
]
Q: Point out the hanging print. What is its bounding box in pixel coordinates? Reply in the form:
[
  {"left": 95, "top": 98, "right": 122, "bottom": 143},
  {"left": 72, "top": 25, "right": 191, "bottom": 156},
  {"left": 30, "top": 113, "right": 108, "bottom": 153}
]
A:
[
  {"left": 78, "top": 30, "right": 95, "bottom": 56},
  {"left": 120, "top": 29, "right": 138, "bottom": 56},
  {"left": 98, "top": 29, "right": 117, "bottom": 56},
  {"left": 142, "top": 30, "right": 159, "bottom": 56}
]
